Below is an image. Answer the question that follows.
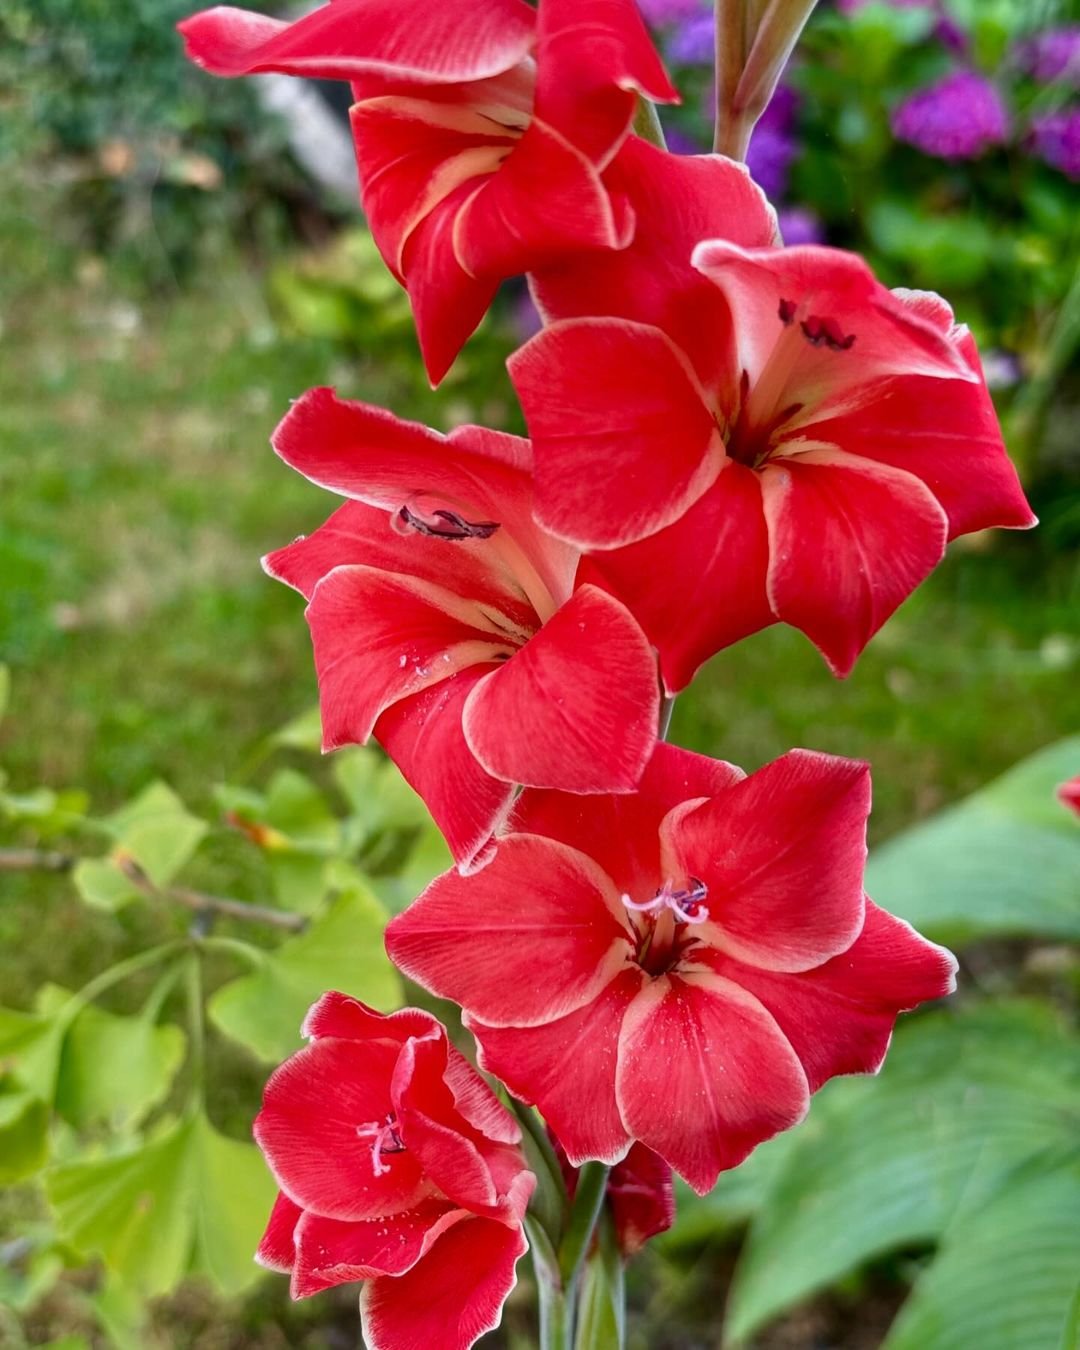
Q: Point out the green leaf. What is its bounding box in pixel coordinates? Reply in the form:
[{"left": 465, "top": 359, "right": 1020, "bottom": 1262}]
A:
[
  {"left": 73, "top": 781, "right": 209, "bottom": 912},
  {"left": 53, "top": 999, "right": 185, "bottom": 1131},
  {"left": 190, "top": 1121, "right": 277, "bottom": 1294},
  {"left": 269, "top": 704, "right": 323, "bottom": 752},
  {"left": 107, "top": 781, "right": 209, "bottom": 888},
  {"left": 209, "top": 885, "right": 402, "bottom": 1061},
  {"left": 47, "top": 1112, "right": 274, "bottom": 1298},
  {"left": 663, "top": 1130, "right": 799, "bottom": 1250},
  {"left": 0, "top": 1087, "right": 50, "bottom": 1182},
  {"left": 72, "top": 858, "right": 141, "bottom": 912},
  {"left": 884, "top": 1157, "right": 1080, "bottom": 1350},
  {"left": 724, "top": 1004, "right": 1080, "bottom": 1345},
  {"left": 867, "top": 737, "right": 1080, "bottom": 942}
]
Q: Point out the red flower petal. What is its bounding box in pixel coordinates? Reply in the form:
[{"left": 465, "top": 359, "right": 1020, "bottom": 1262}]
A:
[
  {"left": 672, "top": 749, "right": 871, "bottom": 972},
  {"left": 350, "top": 90, "right": 522, "bottom": 280},
  {"left": 509, "top": 319, "right": 724, "bottom": 549},
  {"left": 178, "top": 0, "right": 536, "bottom": 85},
  {"left": 386, "top": 834, "right": 633, "bottom": 1026},
  {"left": 360, "top": 1216, "right": 527, "bottom": 1350},
  {"left": 462, "top": 585, "right": 659, "bottom": 793},
  {"left": 375, "top": 667, "right": 516, "bottom": 871},
  {"left": 392, "top": 1035, "right": 508, "bottom": 1213},
  {"left": 301, "top": 993, "right": 439, "bottom": 1046},
  {"left": 455, "top": 120, "right": 634, "bottom": 279},
  {"left": 510, "top": 740, "right": 744, "bottom": 898},
  {"left": 533, "top": 137, "right": 775, "bottom": 387},
  {"left": 399, "top": 187, "right": 502, "bottom": 383},
  {"left": 264, "top": 501, "right": 536, "bottom": 625},
  {"left": 615, "top": 972, "right": 809, "bottom": 1194},
  {"left": 804, "top": 365, "right": 1036, "bottom": 539},
  {"left": 305, "top": 565, "right": 514, "bottom": 751},
  {"left": 691, "top": 242, "right": 975, "bottom": 400},
  {"left": 533, "top": 0, "right": 678, "bottom": 165},
  {"left": 761, "top": 450, "right": 949, "bottom": 677},
  {"left": 256, "top": 1192, "right": 302, "bottom": 1273},
  {"left": 608, "top": 1144, "right": 675, "bottom": 1255},
  {"left": 269, "top": 388, "right": 576, "bottom": 617},
  {"left": 470, "top": 969, "right": 643, "bottom": 1166},
  {"left": 254, "top": 1039, "right": 431, "bottom": 1221},
  {"left": 585, "top": 461, "right": 773, "bottom": 692},
  {"left": 703, "top": 901, "right": 957, "bottom": 1092},
  {"left": 445, "top": 1046, "right": 522, "bottom": 1145},
  {"left": 291, "top": 1201, "right": 467, "bottom": 1296}
]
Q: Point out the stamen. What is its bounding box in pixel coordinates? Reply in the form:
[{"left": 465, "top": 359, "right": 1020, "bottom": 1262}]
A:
[
  {"left": 799, "top": 315, "right": 856, "bottom": 352},
  {"left": 394, "top": 503, "right": 500, "bottom": 541},
  {"left": 355, "top": 1113, "right": 407, "bottom": 1177},
  {"left": 622, "top": 878, "right": 709, "bottom": 925},
  {"left": 778, "top": 297, "right": 798, "bottom": 326}
]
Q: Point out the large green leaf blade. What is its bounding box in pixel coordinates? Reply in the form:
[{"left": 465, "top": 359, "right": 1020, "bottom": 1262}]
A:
[
  {"left": 724, "top": 1005, "right": 1080, "bottom": 1345},
  {"left": 866, "top": 737, "right": 1080, "bottom": 941},
  {"left": 47, "top": 1112, "right": 273, "bottom": 1299},
  {"left": 209, "top": 885, "right": 402, "bottom": 1061},
  {"left": 53, "top": 1000, "right": 186, "bottom": 1131},
  {"left": 47, "top": 1118, "right": 199, "bottom": 1296},
  {"left": 884, "top": 1158, "right": 1080, "bottom": 1350},
  {"left": 190, "top": 1116, "right": 276, "bottom": 1296}
]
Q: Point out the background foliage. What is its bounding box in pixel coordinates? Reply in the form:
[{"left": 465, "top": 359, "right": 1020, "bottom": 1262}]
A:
[{"left": 1, "top": 0, "right": 1078, "bottom": 1346}]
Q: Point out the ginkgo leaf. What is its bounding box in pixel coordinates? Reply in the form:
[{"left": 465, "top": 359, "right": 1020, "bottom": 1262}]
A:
[
  {"left": 208, "top": 886, "right": 402, "bottom": 1061},
  {"left": 47, "top": 1111, "right": 274, "bottom": 1298}
]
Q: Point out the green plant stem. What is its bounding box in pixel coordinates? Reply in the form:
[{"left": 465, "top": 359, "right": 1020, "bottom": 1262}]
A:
[
  {"left": 714, "top": 0, "right": 751, "bottom": 155},
  {"left": 0, "top": 847, "right": 306, "bottom": 931},
  {"left": 559, "top": 1162, "right": 611, "bottom": 1288},
  {"left": 61, "top": 938, "right": 187, "bottom": 1022},
  {"left": 527, "top": 1214, "right": 574, "bottom": 1350},
  {"left": 184, "top": 950, "right": 207, "bottom": 1111},
  {"left": 511, "top": 1099, "right": 569, "bottom": 1212},
  {"left": 195, "top": 933, "right": 270, "bottom": 968},
  {"left": 715, "top": 0, "right": 819, "bottom": 158}
]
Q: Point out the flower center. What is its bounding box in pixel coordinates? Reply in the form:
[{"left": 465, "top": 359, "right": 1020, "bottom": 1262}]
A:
[
  {"left": 394, "top": 502, "right": 500, "bottom": 541},
  {"left": 355, "top": 1112, "right": 407, "bottom": 1178},
  {"left": 622, "top": 877, "right": 709, "bottom": 925},
  {"left": 622, "top": 878, "right": 709, "bottom": 976},
  {"left": 723, "top": 297, "right": 857, "bottom": 468}
]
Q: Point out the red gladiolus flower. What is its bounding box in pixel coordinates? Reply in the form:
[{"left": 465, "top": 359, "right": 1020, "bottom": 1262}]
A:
[
  {"left": 253, "top": 994, "right": 535, "bottom": 1350},
  {"left": 386, "top": 743, "right": 957, "bottom": 1192},
  {"left": 556, "top": 1140, "right": 675, "bottom": 1255},
  {"left": 514, "top": 139, "right": 1036, "bottom": 684},
  {"left": 263, "top": 388, "right": 660, "bottom": 870},
  {"left": 178, "top": 0, "right": 677, "bottom": 382}
]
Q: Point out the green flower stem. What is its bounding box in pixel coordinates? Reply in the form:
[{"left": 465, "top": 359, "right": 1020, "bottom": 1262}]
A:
[
  {"left": 527, "top": 1213, "right": 574, "bottom": 1350},
  {"left": 559, "top": 1162, "right": 611, "bottom": 1289},
  {"left": 714, "top": 0, "right": 819, "bottom": 159},
  {"left": 511, "top": 1098, "right": 569, "bottom": 1234},
  {"left": 714, "top": 0, "right": 751, "bottom": 156}
]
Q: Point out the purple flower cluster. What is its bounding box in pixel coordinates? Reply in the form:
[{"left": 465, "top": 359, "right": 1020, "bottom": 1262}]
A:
[
  {"left": 747, "top": 85, "right": 800, "bottom": 199},
  {"left": 636, "top": 0, "right": 705, "bottom": 27},
  {"left": 1029, "top": 110, "right": 1080, "bottom": 180},
  {"left": 892, "top": 71, "right": 1008, "bottom": 160},
  {"left": 1017, "top": 26, "right": 1080, "bottom": 87}
]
